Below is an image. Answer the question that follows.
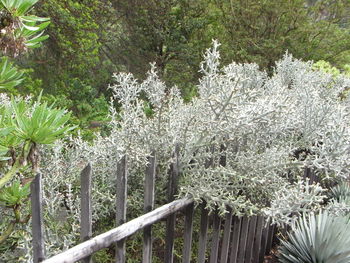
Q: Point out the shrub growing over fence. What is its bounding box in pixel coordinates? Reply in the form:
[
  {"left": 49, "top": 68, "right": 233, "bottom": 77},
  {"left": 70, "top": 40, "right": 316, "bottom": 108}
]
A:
[{"left": 2, "top": 41, "right": 350, "bottom": 261}]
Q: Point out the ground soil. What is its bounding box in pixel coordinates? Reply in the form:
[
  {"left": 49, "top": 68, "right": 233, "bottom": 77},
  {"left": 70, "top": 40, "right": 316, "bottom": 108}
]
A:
[{"left": 264, "top": 248, "right": 279, "bottom": 263}]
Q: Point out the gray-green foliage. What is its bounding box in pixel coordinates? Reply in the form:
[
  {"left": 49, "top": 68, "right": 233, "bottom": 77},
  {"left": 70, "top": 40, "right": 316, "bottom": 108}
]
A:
[
  {"left": 278, "top": 211, "right": 350, "bottom": 263},
  {"left": 4, "top": 41, "right": 350, "bottom": 261},
  {"left": 324, "top": 182, "right": 350, "bottom": 216},
  {"left": 329, "top": 182, "right": 350, "bottom": 201}
]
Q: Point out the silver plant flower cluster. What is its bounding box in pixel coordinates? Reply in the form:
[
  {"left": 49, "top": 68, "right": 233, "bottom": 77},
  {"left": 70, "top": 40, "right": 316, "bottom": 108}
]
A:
[{"left": 2, "top": 41, "right": 350, "bottom": 261}]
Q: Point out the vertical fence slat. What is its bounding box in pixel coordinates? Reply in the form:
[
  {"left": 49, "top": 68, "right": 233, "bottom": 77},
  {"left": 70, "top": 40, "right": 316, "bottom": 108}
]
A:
[
  {"left": 237, "top": 216, "right": 249, "bottom": 262},
  {"left": 229, "top": 216, "right": 241, "bottom": 263},
  {"left": 230, "top": 216, "right": 242, "bottom": 263},
  {"left": 80, "top": 164, "right": 92, "bottom": 263},
  {"left": 220, "top": 208, "right": 233, "bottom": 263},
  {"left": 143, "top": 152, "right": 156, "bottom": 263},
  {"left": 116, "top": 155, "right": 128, "bottom": 263},
  {"left": 209, "top": 212, "right": 221, "bottom": 263},
  {"left": 165, "top": 145, "right": 180, "bottom": 263},
  {"left": 182, "top": 202, "right": 195, "bottom": 263},
  {"left": 265, "top": 224, "right": 276, "bottom": 255},
  {"left": 259, "top": 219, "right": 270, "bottom": 263},
  {"left": 244, "top": 216, "right": 257, "bottom": 263},
  {"left": 165, "top": 214, "right": 176, "bottom": 263},
  {"left": 252, "top": 216, "right": 264, "bottom": 263},
  {"left": 197, "top": 203, "right": 209, "bottom": 263},
  {"left": 31, "top": 173, "right": 45, "bottom": 263}
]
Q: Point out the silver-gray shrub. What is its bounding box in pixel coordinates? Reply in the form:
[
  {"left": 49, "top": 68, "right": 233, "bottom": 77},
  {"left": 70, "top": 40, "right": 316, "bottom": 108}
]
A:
[{"left": 2, "top": 41, "right": 350, "bottom": 261}]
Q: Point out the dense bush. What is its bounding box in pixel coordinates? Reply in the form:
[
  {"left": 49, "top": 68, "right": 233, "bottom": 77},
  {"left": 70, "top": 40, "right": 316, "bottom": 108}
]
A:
[{"left": 2, "top": 41, "right": 350, "bottom": 261}]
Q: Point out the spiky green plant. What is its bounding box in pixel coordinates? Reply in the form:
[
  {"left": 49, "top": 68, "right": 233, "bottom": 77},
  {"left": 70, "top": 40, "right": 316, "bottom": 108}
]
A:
[
  {"left": 0, "top": 0, "right": 50, "bottom": 56},
  {"left": 278, "top": 211, "right": 350, "bottom": 263},
  {"left": 0, "top": 181, "right": 30, "bottom": 207},
  {"left": 329, "top": 182, "right": 350, "bottom": 202},
  {"left": 0, "top": 57, "right": 23, "bottom": 89}
]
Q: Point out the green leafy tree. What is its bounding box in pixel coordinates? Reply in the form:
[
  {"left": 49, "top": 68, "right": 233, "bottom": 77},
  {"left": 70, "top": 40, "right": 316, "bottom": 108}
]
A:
[
  {"left": 109, "top": 0, "right": 212, "bottom": 99},
  {"left": 210, "top": 0, "right": 350, "bottom": 69},
  {"left": 0, "top": 0, "right": 74, "bottom": 247},
  {"left": 21, "top": 0, "right": 111, "bottom": 130}
]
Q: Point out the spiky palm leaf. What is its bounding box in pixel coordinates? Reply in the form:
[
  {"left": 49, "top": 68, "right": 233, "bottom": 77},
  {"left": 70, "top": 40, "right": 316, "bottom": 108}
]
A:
[
  {"left": 329, "top": 182, "right": 350, "bottom": 202},
  {"left": 10, "top": 98, "right": 76, "bottom": 144},
  {"left": 278, "top": 211, "right": 350, "bottom": 263}
]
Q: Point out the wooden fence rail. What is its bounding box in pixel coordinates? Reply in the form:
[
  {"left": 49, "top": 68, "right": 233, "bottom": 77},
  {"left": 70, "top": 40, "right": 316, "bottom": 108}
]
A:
[
  {"left": 42, "top": 198, "right": 194, "bottom": 263},
  {"left": 31, "top": 149, "right": 278, "bottom": 263}
]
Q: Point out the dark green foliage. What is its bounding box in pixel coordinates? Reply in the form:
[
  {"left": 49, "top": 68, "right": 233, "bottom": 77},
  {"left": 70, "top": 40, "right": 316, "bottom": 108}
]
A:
[
  {"left": 110, "top": 0, "right": 211, "bottom": 99},
  {"left": 6, "top": 0, "right": 350, "bottom": 125},
  {"left": 211, "top": 0, "right": 350, "bottom": 70}
]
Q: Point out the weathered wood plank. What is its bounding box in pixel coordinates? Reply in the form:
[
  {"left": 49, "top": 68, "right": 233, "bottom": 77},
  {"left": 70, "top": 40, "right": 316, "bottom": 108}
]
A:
[
  {"left": 165, "top": 214, "right": 176, "bottom": 263},
  {"left": 244, "top": 216, "right": 257, "bottom": 263},
  {"left": 116, "top": 156, "right": 128, "bottom": 263},
  {"left": 42, "top": 198, "right": 194, "bottom": 263},
  {"left": 143, "top": 152, "right": 157, "bottom": 263},
  {"left": 182, "top": 202, "right": 194, "bottom": 263},
  {"left": 165, "top": 145, "right": 180, "bottom": 263},
  {"left": 31, "top": 173, "right": 45, "bottom": 263},
  {"left": 265, "top": 224, "right": 276, "bottom": 256},
  {"left": 252, "top": 216, "right": 264, "bottom": 263},
  {"left": 80, "top": 164, "right": 92, "bottom": 263},
  {"left": 209, "top": 211, "right": 221, "bottom": 263},
  {"left": 197, "top": 203, "right": 209, "bottom": 263},
  {"left": 237, "top": 216, "right": 249, "bottom": 262},
  {"left": 259, "top": 219, "right": 270, "bottom": 263},
  {"left": 220, "top": 208, "right": 233, "bottom": 263},
  {"left": 229, "top": 216, "right": 241, "bottom": 263}
]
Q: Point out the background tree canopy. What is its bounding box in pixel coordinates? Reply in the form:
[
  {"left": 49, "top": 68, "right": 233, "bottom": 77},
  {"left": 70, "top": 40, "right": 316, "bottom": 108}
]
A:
[{"left": 5, "top": 0, "right": 350, "bottom": 127}]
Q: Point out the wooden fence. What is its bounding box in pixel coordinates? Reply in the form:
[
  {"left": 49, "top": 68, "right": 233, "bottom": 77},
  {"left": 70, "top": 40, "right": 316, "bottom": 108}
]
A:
[{"left": 29, "top": 149, "right": 277, "bottom": 263}]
